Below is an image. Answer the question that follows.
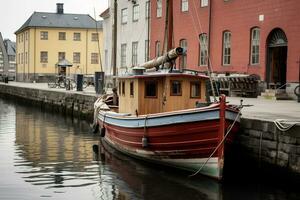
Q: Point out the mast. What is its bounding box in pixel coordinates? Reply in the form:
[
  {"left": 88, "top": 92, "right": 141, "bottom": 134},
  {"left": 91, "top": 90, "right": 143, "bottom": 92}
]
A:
[
  {"left": 162, "top": 0, "right": 174, "bottom": 54},
  {"left": 112, "top": 0, "right": 117, "bottom": 86}
]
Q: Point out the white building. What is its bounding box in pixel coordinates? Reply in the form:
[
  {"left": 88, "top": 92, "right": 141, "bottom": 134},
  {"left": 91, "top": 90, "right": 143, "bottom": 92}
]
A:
[{"left": 101, "top": 0, "right": 150, "bottom": 76}]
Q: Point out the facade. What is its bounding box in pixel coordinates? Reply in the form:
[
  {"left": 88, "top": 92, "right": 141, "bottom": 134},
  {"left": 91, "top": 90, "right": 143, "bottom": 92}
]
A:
[
  {"left": 0, "top": 32, "right": 9, "bottom": 80},
  {"left": 15, "top": 3, "right": 104, "bottom": 82},
  {"left": 4, "top": 39, "right": 17, "bottom": 80},
  {"left": 101, "top": 0, "right": 150, "bottom": 76},
  {"left": 150, "top": 0, "right": 300, "bottom": 96}
]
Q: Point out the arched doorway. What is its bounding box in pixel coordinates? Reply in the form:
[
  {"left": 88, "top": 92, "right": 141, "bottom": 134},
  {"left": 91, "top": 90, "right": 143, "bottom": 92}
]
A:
[{"left": 266, "top": 28, "right": 288, "bottom": 88}]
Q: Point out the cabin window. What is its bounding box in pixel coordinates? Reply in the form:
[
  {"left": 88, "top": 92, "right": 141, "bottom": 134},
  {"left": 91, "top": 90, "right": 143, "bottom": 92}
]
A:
[
  {"left": 122, "top": 81, "right": 125, "bottom": 96},
  {"left": 130, "top": 81, "right": 134, "bottom": 97},
  {"left": 118, "top": 82, "right": 121, "bottom": 95},
  {"left": 190, "top": 81, "right": 201, "bottom": 98},
  {"left": 145, "top": 81, "right": 157, "bottom": 98},
  {"left": 170, "top": 80, "right": 182, "bottom": 96}
]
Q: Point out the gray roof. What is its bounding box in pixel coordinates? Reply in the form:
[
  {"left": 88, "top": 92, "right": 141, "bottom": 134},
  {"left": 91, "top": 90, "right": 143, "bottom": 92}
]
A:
[
  {"left": 15, "top": 12, "right": 103, "bottom": 34},
  {"left": 4, "top": 40, "right": 16, "bottom": 56},
  {"left": 56, "top": 59, "right": 73, "bottom": 67}
]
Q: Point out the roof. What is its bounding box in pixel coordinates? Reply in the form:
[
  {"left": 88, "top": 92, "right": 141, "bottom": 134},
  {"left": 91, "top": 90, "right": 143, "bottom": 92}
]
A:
[
  {"left": 118, "top": 71, "right": 209, "bottom": 80},
  {"left": 100, "top": 8, "right": 110, "bottom": 19},
  {"left": 56, "top": 59, "right": 73, "bottom": 67},
  {"left": 3, "top": 40, "right": 16, "bottom": 56},
  {"left": 15, "top": 12, "right": 103, "bottom": 34}
]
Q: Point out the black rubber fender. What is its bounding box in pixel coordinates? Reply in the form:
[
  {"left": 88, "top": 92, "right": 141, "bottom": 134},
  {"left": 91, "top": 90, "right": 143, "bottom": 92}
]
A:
[{"left": 100, "top": 127, "right": 106, "bottom": 137}]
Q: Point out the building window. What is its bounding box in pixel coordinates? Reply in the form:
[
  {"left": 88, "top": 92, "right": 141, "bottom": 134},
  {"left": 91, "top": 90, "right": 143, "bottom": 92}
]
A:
[
  {"left": 118, "top": 82, "right": 121, "bottom": 95},
  {"left": 222, "top": 31, "right": 231, "bottom": 65},
  {"left": 58, "top": 52, "right": 65, "bottom": 62},
  {"left": 145, "top": 40, "right": 149, "bottom": 61},
  {"left": 201, "top": 0, "right": 208, "bottom": 7},
  {"left": 121, "top": 8, "right": 128, "bottom": 24},
  {"left": 155, "top": 41, "right": 161, "bottom": 57},
  {"left": 145, "top": 81, "right": 157, "bottom": 98},
  {"left": 73, "top": 32, "right": 81, "bottom": 41},
  {"left": 170, "top": 80, "right": 182, "bottom": 96},
  {"left": 181, "top": 0, "right": 189, "bottom": 12},
  {"left": 133, "top": 4, "right": 139, "bottom": 22},
  {"left": 179, "top": 39, "right": 187, "bottom": 69},
  {"left": 40, "top": 51, "right": 48, "bottom": 63},
  {"left": 190, "top": 81, "right": 201, "bottom": 98},
  {"left": 132, "top": 42, "right": 138, "bottom": 66},
  {"left": 122, "top": 81, "right": 125, "bottom": 95},
  {"left": 40, "top": 31, "right": 48, "bottom": 40},
  {"left": 199, "top": 33, "right": 208, "bottom": 66},
  {"left": 92, "top": 33, "right": 98, "bottom": 41},
  {"left": 157, "top": 0, "right": 162, "bottom": 18},
  {"left": 59, "top": 32, "right": 66, "bottom": 40},
  {"left": 91, "top": 53, "right": 99, "bottom": 64},
  {"left": 250, "top": 27, "right": 260, "bottom": 65},
  {"left": 121, "top": 43, "right": 127, "bottom": 67},
  {"left": 130, "top": 81, "right": 134, "bottom": 96},
  {"left": 146, "top": 1, "right": 150, "bottom": 19},
  {"left": 73, "top": 52, "right": 80, "bottom": 63},
  {"left": 25, "top": 32, "right": 28, "bottom": 40}
]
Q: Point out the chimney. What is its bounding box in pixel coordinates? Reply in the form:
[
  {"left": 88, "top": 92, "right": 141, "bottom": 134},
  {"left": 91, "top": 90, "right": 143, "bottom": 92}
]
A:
[{"left": 56, "top": 3, "right": 64, "bottom": 14}]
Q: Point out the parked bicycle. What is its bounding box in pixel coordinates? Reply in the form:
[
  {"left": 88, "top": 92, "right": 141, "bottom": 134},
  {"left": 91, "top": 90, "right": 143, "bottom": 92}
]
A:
[
  {"left": 295, "top": 84, "right": 300, "bottom": 97},
  {"left": 48, "top": 75, "right": 76, "bottom": 89}
]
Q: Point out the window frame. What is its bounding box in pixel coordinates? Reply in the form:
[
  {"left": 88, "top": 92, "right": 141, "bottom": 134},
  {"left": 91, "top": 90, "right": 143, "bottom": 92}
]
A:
[
  {"left": 58, "top": 52, "right": 65, "bottom": 62},
  {"left": 170, "top": 80, "right": 182, "bottom": 96},
  {"left": 59, "top": 32, "right": 66, "bottom": 40},
  {"left": 179, "top": 39, "right": 187, "bottom": 69},
  {"left": 201, "top": 0, "right": 208, "bottom": 7},
  {"left": 91, "top": 33, "right": 99, "bottom": 41},
  {"left": 250, "top": 27, "right": 260, "bottom": 65},
  {"left": 156, "top": 0, "right": 162, "bottom": 18},
  {"left": 121, "top": 8, "right": 128, "bottom": 24},
  {"left": 132, "top": 41, "right": 138, "bottom": 66},
  {"left": 181, "top": 0, "right": 189, "bottom": 12},
  {"left": 73, "top": 52, "right": 81, "bottom": 64},
  {"left": 40, "top": 31, "right": 48, "bottom": 40},
  {"left": 222, "top": 31, "right": 231, "bottom": 66},
  {"left": 190, "top": 81, "right": 201, "bottom": 98},
  {"left": 199, "top": 33, "right": 208, "bottom": 66},
  {"left": 145, "top": 80, "right": 158, "bottom": 98},
  {"left": 40, "top": 51, "right": 48, "bottom": 63},
  {"left": 130, "top": 81, "right": 134, "bottom": 97},
  {"left": 121, "top": 43, "right": 127, "bottom": 67},
  {"left": 132, "top": 4, "right": 139, "bottom": 22},
  {"left": 73, "top": 32, "right": 81, "bottom": 41},
  {"left": 91, "top": 53, "right": 99, "bottom": 64}
]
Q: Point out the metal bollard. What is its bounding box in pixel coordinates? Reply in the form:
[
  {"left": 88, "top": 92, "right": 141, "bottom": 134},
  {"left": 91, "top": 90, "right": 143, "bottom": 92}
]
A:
[{"left": 76, "top": 74, "right": 83, "bottom": 91}]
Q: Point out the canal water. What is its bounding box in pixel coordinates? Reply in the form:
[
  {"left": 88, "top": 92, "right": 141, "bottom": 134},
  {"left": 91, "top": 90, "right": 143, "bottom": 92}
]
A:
[{"left": 0, "top": 97, "right": 299, "bottom": 200}]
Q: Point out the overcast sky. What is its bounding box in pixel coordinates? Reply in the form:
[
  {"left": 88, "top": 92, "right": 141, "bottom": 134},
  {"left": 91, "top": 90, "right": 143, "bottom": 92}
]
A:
[{"left": 0, "top": 0, "right": 108, "bottom": 41}]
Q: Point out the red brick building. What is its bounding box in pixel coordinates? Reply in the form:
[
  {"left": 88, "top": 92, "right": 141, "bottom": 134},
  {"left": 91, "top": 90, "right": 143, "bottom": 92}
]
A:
[{"left": 150, "top": 0, "right": 300, "bottom": 94}]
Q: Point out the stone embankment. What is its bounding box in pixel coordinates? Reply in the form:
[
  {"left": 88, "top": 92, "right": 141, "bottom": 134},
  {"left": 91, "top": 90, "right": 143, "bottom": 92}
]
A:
[
  {"left": 0, "top": 83, "right": 97, "bottom": 121},
  {"left": 236, "top": 118, "right": 300, "bottom": 179}
]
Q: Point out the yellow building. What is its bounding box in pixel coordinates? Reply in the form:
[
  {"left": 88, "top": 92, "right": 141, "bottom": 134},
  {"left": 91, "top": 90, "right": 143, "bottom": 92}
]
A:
[{"left": 15, "top": 3, "right": 103, "bottom": 82}]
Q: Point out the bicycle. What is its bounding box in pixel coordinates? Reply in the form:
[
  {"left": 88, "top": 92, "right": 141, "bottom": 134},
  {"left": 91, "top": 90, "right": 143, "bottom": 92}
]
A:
[
  {"left": 294, "top": 84, "right": 300, "bottom": 97},
  {"left": 48, "top": 75, "right": 76, "bottom": 89}
]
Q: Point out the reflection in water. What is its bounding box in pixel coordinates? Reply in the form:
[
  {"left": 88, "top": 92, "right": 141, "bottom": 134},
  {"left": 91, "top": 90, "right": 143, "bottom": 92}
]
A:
[{"left": 0, "top": 97, "right": 300, "bottom": 200}]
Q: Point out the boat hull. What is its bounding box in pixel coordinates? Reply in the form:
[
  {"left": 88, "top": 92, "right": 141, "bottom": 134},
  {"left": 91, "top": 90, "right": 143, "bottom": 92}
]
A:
[{"left": 96, "top": 105, "right": 240, "bottom": 180}]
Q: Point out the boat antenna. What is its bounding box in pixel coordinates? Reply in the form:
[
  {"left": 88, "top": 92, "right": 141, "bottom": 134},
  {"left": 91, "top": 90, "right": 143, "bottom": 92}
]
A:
[{"left": 94, "top": 8, "right": 103, "bottom": 72}]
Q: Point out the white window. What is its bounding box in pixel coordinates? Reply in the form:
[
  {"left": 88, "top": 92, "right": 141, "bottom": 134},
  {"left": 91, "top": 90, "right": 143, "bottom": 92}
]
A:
[
  {"left": 181, "top": 0, "right": 188, "bottom": 12},
  {"left": 201, "top": 0, "right": 208, "bottom": 7},
  {"left": 146, "top": 1, "right": 150, "bottom": 19},
  {"left": 121, "top": 8, "right": 128, "bottom": 24},
  {"left": 155, "top": 41, "right": 161, "bottom": 57},
  {"left": 157, "top": 0, "right": 162, "bottom": 18},
  {"left": 199, "top": 33, "right": 208, "bottom": 66},
  {"left": 132, "top": 42, "right": 138, "bottom": 66},
  {"left": 133, "top": 4, "right": 139, "bottom": 22},
  {"left": 179, "top": 39, "right": 187, "bottom": 69},
  {"left": 223, "top": 31, "right": 231, "bottom": 65},
  {"left": 250, "top": 28, "right": 260, "bottom": 65},
  {"left": 121, "top": 44, "right": 127, "bottom": 67}
]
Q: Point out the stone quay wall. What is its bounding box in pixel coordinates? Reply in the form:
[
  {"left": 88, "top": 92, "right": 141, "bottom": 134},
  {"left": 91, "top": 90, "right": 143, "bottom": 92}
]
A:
[
  {"left": 236, "top": 118, "right": 300, "bottom": 178},
  {"left": 0, "top": 84, "right": 97, "bottom": 121}
]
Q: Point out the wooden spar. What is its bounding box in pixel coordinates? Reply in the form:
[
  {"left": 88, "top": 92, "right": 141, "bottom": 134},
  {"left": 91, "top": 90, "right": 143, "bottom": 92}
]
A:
[
  {"left": 139, "top": 47, "right": 184, "bottom": 69},
  {"left": 112, "top": 0, "right": 118, "bottom": 86},
  {"left": 218, "top": 95, "right": 226, "bottom": 179}
]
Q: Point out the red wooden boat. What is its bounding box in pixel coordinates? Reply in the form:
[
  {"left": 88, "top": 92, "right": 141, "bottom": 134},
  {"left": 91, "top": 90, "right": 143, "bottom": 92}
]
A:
[{"left": 93, "top": 48, "right": 240, "bottom": 180}]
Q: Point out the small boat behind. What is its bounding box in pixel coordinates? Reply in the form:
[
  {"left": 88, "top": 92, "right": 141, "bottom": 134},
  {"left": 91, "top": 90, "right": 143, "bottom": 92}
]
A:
[{"left": 94, "top": 48, "right": 240, "bottom": 180}]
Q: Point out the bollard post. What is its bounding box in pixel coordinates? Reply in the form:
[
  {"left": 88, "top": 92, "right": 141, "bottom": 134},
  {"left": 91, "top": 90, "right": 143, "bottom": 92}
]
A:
[
  {"left": 66, "top": 79, "right": 70, "bottom": 90},
  {"left": 95, "top": 72, "right": 105, "bottom": 94},
  {"left": 76, "top": 74, "right": 83, "bottom": 91}
]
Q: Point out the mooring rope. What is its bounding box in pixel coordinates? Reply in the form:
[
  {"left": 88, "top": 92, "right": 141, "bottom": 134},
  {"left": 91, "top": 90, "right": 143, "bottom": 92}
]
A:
[
  {"left": 274, "top": 119, "right": 300, "bottom": 132},
  {"left": 189, "top": 109, "right": 242, "bottom": 177}
]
